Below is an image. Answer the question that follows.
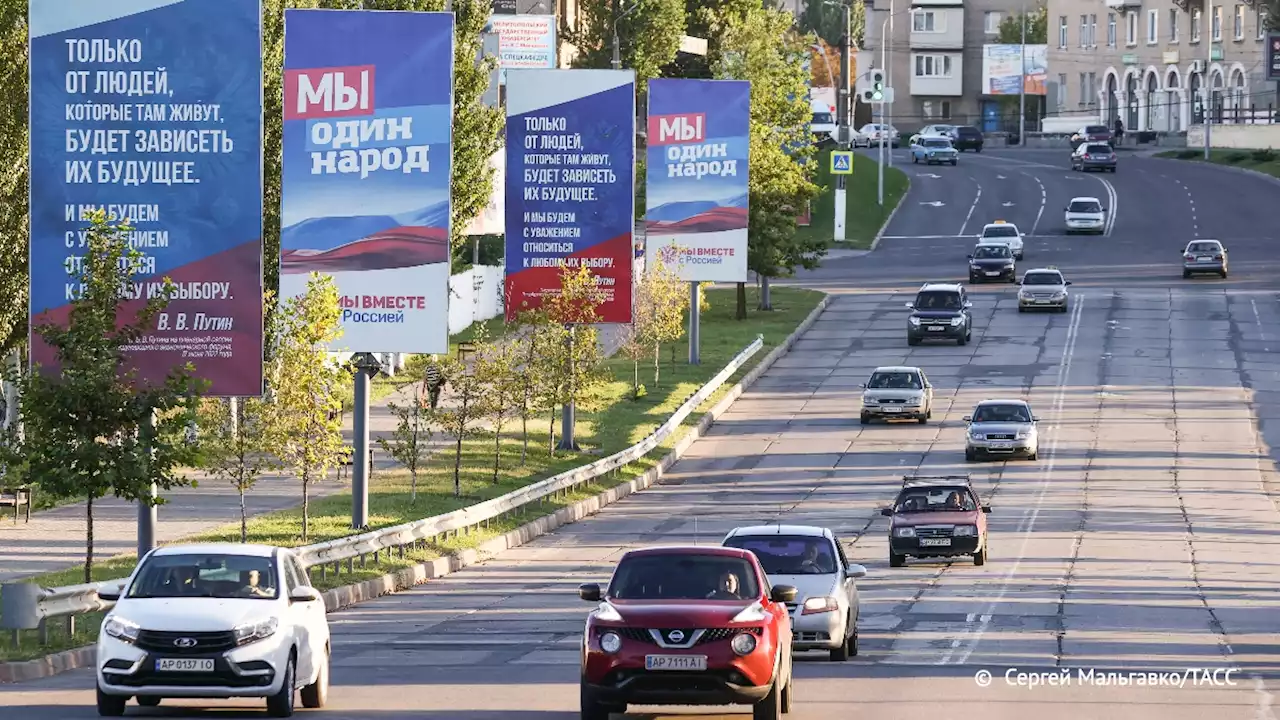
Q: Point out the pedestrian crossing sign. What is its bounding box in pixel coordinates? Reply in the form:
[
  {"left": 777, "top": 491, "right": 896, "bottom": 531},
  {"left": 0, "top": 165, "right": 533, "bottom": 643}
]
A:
[{"left": 831, "top": 151, "right": 853, "bottom": 175}]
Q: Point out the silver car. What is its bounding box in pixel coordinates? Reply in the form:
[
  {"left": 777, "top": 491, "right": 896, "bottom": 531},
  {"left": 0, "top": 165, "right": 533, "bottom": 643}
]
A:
[
  {"left": 1017, "top": 268, "right": 1072, "bottom": 312},
  {"left": 860, "top": 366, "right": 934, "bottom": 424},
  {"left": 964, "top": 399, "right": 1040, "bottom": 461},
  {"left": 1182, "top": 239, "right": 1228, "bottom": 278},
  {"left": 722, "top": 525, "right": 866, "bottom": 661}
]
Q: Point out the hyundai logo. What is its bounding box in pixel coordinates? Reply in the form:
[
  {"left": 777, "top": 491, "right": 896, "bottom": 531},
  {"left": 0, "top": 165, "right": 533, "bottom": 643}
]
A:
[
  {"left": 173, "top": 637, "right": 198, "bottom": 649},
  {"left": 666, "top": 630, "right": 685, "bottom": 642}
]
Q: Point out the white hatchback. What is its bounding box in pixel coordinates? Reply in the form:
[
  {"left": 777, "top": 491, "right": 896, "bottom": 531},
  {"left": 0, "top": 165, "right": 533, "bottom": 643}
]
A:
[
  {"left": 1064, "top": 196, "right": 1106, "bottom": 234},
  {"left": 95, "top": 543, "right": 330, "bottom": 718},
  {"left": 978, "top": 221, "right": 1025, "bottom": 260}
]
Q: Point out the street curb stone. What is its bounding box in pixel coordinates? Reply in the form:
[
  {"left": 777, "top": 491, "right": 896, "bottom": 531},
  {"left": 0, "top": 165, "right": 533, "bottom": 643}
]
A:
[
  {"left": 869, "top": 170, "right": 911, "bottom": 252},
  {"left": 0, "top": 293, "right": 833, "bottom": 684}
]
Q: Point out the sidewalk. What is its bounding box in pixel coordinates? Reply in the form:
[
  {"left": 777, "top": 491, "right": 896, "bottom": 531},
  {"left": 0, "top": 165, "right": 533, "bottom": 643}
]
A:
[{"left": 0, "top": 324, "right": 626, "bottom": 584}]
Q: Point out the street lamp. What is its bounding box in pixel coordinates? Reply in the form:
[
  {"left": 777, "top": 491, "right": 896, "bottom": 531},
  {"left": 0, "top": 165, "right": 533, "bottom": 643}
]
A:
[
  {"left": 810, "top": 43, "right": 836, "bottom": 89},
  {"left": 612, "top": 1, "right": 643, "bottom": 70}
]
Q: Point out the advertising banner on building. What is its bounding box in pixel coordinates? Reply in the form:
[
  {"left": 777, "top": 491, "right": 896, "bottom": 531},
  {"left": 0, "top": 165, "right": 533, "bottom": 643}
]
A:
[
  {"left": 504, "top": 69, "right": 635, "bottom": 323},
  {"left": 644, "top": 79, "right": 750, "bottom": 283},
  {"left": 1268, "top": 33, "right": 1280, "bottom": 81},
  {"left": 484, "top": 14, "right": 556, "bottom": 85},
  {"left": 982, "top": 44, "right": 1047, "bottom": 95},
  {"left": 27, "top": 0, "right": 264, "bottom": 397},
  {"left": 280, "top": 10, "right": 455, "bottom": 354}
]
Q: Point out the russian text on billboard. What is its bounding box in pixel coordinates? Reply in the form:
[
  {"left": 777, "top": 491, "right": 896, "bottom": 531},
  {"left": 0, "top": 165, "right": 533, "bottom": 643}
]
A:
[
  {"left": 27, "top": 0, "right": 265, "bottom": 397},
  {"left": 503, "top": 69, "right": 636, "bottom": 323},
  {"left": 644, "top": 78, "right": 750, "bottom": 284},
  {"left": 280, "top": 10, "right": 456, "bottom": 354}
]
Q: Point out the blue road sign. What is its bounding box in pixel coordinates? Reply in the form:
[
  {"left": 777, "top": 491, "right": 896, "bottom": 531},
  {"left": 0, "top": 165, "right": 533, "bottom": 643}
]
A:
[{"left": 831, "top": 150, "right": 853, "bottom": 174}]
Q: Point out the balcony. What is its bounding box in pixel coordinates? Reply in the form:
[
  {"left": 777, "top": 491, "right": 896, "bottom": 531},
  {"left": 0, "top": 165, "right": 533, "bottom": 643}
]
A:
[
  {"left": 1105, "top": 0, "right": 1141, "bottom": 9},
  {"left": 1169, "top": 0, "right": 1202, "bottom": 11}
]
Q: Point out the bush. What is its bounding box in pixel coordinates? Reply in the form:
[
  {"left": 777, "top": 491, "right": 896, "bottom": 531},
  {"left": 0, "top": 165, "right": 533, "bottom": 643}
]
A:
[
  {"left": 1251, "top": 148, "right": 1276, "bottom": 162},
  {"left": 1225, "top": 151, "right": 1250, "bottom": 163},
  {"left": 1176, "top": 149, "right": 1199, "bottom": 159}
]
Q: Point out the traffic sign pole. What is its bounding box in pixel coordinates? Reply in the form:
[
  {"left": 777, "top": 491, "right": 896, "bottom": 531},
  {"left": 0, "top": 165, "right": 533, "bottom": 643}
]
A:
[{"left": 834, "top": 5, "right": 851, "bottom": 244}]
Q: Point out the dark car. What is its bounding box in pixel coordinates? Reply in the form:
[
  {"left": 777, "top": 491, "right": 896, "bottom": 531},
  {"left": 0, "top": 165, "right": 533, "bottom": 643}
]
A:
[
  {"left": 1069, "top": 124, "right": 1112, "bottom": 149},
  {"left": 953, "top": 126, "right": 984, "bottom": 152},
  {"left": 967, "top": 243, "right": 1016, "bottom": 283},
  {"left": 906, "top": 283, "right": 972, "bottom": 346},
  {"left": 578, "top": 546, "right": 797, "bottom": 720},
  {"left": 880, "top": 475, "right": 992, "bottom": 567},
  {"left": 1070, "top": 142, "right": 1117, "bottom": 172}
]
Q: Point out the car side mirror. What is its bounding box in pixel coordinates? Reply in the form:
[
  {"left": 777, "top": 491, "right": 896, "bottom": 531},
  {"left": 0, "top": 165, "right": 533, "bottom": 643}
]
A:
[
  {"left": 964, "top": 302, "right": 973, "bottom": 309},
  {"left": 578, "top": 583, "right": 602, "bottom": 602},
  {"left": 846, "top": 564, "right": 868, "bottom": 579},
  {"left": 770, "top": 584, "right": 798, "bottom": 604},
  {"left": 859, "top": 382, "right": 867, "bottom": 388},
  {"left": 880, "top": 507, "right": 893, "bottom": 517},
  {"left": 982, "top": 506, "right": 992, "bottom": 514},
  {"left": 1065, "top": 281, "right": 1072, "bottom": 285},
  {"left": 904, "top": 302, "right": 914, "bottom": 310},
  {"left": 289, "top": 586, "right": 321, "bottom": 603},
  {"left": 1032, "top": 416, "right": 1041, "bottom": 422},
  {"left": 1101, "top": 207, "right": 1108, "bottom": 212},
  {"left": 99, "top": 588, "right": 121, "bottom": 602},
  {"left": 962, "top": 415, "right": 972, "bottom": 422},
  {"left": 966, "top": 254, "right": 973, "bottom": 259}
]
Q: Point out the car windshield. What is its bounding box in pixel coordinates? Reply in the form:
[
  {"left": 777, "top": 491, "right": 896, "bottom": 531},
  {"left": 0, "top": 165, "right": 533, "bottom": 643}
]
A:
[
  {"left": 609, "top": 554, "right": 760, "bottom": 600},
  {"left": 1187, "top": 242, "right": 1221, "bottom": 253},
  {"left": 127, "top": 553, "right": 279, "bottom": 600},
  {"left": 1069, "top": 200, "right": 1102, "bottom": 212},
  {"left": 895, "top": 488, "right": 977, "bottom": 512},
  {"left": 1085, "top": 125, "right": 1109, "bottom": 134},
  {"left": 922, "top": 138, "right": 950, "bottom": 148},
  {"left": 972, "top": 404, "right": 1031, "bottom": 423},
  {"left": 868, "top": 371, "right": 922, "bottom": 389},
  {"left": 1023, "top": 273, "right": 1063, "bottom": 285},
  {"left": 812, "top": 112, "right": 833, "bottom": 124},
  {"left": 914, "top": 290, "right": 962, "bottom": 309},
  {"left": 723, "top": 536, "right": 838, "bottom": 575},
  {"left": 983, "top": 226, "right": 1018, "bottom": 238},
  {"left": 957, "top": 127, "right": 981, "bottom": 136},
  {"left": 973, "top": 245, "right": 1011, "bottom": 259}
]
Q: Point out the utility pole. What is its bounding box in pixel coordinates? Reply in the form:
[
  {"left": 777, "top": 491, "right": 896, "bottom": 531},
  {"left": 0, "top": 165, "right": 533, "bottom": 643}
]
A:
[
  {"left": 886, "top": 0, "right": 894, "bottom": 167},
  {"left": 1018, "top": 5, "right": 1027, "bottom": 145},
  {"left": 834, "top": 1, "right": 852, "bottom": 241},
  {"left": 1204, "top": 2, "right": 1213, "bottom": 159},
  {"left": 612, "top": 0, "right": 622, "bottom": 69}
]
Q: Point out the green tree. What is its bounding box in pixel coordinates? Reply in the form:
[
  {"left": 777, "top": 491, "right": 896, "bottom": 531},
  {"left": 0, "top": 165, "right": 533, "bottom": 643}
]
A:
[
  {"left": 434, "top": 329, "right": 492, "bottom": 497},
  {"left": 709, "top": 1, "right": 824, "bottom": 311},
  {"left": 541, "top": 264, "right": 611, "bottom": 452},
  {"left": 996, "top": 4, "right": 1047, "bottom": 44},
  {"left": 797, "top": 0, "right": 864, "bottom": 49},
  {"left": 562, "top": 0, "right": 687, "bottom": 89},
  {"left": 1, "top": 212, "right": 204, "bottom": 582},
  {"left": 1265, "top": 0, "right": 1280, "bottom": 31},
  {"left": 508, "top": 309, "right": 558, "bottom": 465},
  {"left": 376, "top": 376, "right": 435, "bottom": 505},
  {"left": 197, "top": 393, "right": 278, "bottom": 543},
  {"left": 0, "top": 2, "right": 29, "bottom": 352},
  {"left": 623, "top": 254, "right": 687, "bottom": 394},
  {"left": 475, "top": 332, "right": 521, "bottom": 482},
  {"left": 266, "top": 272, "right": 347, "bottom": 541}
]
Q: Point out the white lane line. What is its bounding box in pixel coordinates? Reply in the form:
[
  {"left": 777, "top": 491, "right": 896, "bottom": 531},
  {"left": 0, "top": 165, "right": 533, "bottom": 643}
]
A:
[
  {"left": 943, "top": 295, "right": 1085, "bottom": 666},
  {"left": 1252, "top": 299, "right": 1269, "bottom": 352},
  {"left": 959, "top": 182, "right": 983, "bottom": 236},
  {"left": 1097, "top": 175, "right": 1119, "bottom": 237},
  {"left": 1173, "top": 178, "right": 1201, "bottom": 237},
  {"left": 1022, "top": 171, "right": 1048, "bottom": 236}
]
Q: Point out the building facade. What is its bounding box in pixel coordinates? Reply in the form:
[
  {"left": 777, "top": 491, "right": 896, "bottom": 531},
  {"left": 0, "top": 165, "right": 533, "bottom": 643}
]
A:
[{"left": 1045, "top": 0, "right": 1275, "bottom": 131}]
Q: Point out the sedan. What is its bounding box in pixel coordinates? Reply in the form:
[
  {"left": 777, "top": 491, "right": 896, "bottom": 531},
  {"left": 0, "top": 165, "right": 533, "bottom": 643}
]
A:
[
  {"left": 968, "top": 243, "right": 1016, "bottom": 284},
  {"left": 859, "top": 366, "right": 933, "bottom": 424},
  {"left": 911, "top": 137, "right": 958, "bottom": 165},
  {"left": 964, "top": 399, "right": 1039, "bottom": 461},
  {"left": 1064, "top": 196, "right": 1106, "bottom": 233},
  {"left": 1182, "top": 239, "right": 1228, "bottom": 278}
]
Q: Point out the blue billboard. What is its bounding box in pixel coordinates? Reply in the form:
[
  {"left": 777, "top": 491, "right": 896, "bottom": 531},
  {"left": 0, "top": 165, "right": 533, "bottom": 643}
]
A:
[
  {"left": 28, "top": 0, "right": 264, "bottom": 396},
  {"left": 280, "top": 10, "right": 455, "bottom": 354}
]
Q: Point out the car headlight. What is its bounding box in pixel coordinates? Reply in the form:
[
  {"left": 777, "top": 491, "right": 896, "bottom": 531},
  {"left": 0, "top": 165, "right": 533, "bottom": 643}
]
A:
[
  {"left": 1016, "top": 430, "right": 1033, "bottom": 439},
  {"left": 232, "top": 617, "right": 279, "bottom": 647},
  {"left": 732, "top": 602, "right": 769, "bottom": 623},
  {"left": 949, "top": 317, "right": 963, "bottom": 326},
  {"left": 863, "top": 396, "right": 878, "bottom": 405},
  {"left": 599, "top": 631, "right": 622, "bottom": 654},
  {"left": 970, "top": 262, "right": 980, "bottom": 268},
  {"left": 1052, "top": 291, "right": 1067, "bottom": 299},
  {"left": 954, "top": 525, "right": 977, "bottom": 537},
  {"left": 903, "top": 399, "right": 920, "bottom": 406},
  {"left": 894, "top": 527, "right": 916, "bottom": 538},
  {"left": 731, "top": 632, "right": 758, "bottom": 655},
  {"left": 103, "top": 615, "right": 140, "bottom": 644},
  {"left": 969, "top": 431, "right": 983, "bottom": 440},
  {"left": 593, "top": 602, "right": 623, "bottom": 622},
  {"left": 1018, "top": 291, "right": 1031, "bottom": 299},
  {"left": 802, "top": 596, "right": 839, "bottom": 615},
  {"left": 909, "top": 317, "right": 921, "bottom": 326}
]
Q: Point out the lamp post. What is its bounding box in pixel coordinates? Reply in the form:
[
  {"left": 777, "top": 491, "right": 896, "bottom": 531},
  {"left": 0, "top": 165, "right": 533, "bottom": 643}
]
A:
[{"left": 612, "top": 1, "right": 642, "bottom": 69}]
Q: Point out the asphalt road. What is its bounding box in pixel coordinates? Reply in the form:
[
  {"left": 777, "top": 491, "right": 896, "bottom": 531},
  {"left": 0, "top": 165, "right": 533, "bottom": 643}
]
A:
[{"left": 7, "top": 149, "right": 1280, "bottom": 719}]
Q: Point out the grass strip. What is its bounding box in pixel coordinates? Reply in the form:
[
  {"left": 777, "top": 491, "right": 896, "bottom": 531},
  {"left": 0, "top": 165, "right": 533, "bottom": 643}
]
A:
[
  {"left": 797, "top": 149, "right": 909, "bottom": 250},
  {"left": 1155, "top": 147, "right": 1280, "bottom": 179}
]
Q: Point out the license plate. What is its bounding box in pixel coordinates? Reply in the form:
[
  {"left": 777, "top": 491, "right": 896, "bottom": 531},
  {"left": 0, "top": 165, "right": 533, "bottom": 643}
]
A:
[
  {"left": 989, "top": 441, "right": 1013, "bottom": 449},
  {"left": 919, "top": 538, "right": 952, "bottom": 547},
  {"left": 985, "top": 271, "right": 1000, "bottom": 276},
  {"left": 881, "top": 406, "right": 901, "bottom": 412},
  {"left": 1197, "top": 256, "right": 1212, "bottom": 262},
  {"left": 927, "top": 326, "right": 945, "bottom": 331},
  {"left": 1035, "top": 299, "right": 1050, "bottom": 304},
  {"left": 156, "top": 658, "right": 214, "bottom": 672},
  {"left": 645, "top": 655, "right": 707, "bottom": 671}
]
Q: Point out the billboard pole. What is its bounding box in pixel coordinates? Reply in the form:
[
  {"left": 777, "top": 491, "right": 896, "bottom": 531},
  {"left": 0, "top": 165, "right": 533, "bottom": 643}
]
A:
[
  {"left": 834, "top": 1, "right": 851, "bottom": 242},
  {"left": 1018, "top": 5, "right": 1027, "bottom": 146},
  {"left": 689, "top": 283, "right": 701, "bottom": 365},
  {"left": 558, "top": 327, "right": 580, "bottom": 451},
  {"left": 350, "top": 353, "right": 381, "bottom": 529}
]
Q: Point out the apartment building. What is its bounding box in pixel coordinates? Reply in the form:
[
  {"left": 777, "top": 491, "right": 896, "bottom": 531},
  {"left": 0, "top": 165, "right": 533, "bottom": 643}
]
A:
[
  {"left": 861, "top": 0, "right": 1039, "bottom": 130},
  {"left": 1045, "top": 0, "right": 1274, "bottom": 131}
]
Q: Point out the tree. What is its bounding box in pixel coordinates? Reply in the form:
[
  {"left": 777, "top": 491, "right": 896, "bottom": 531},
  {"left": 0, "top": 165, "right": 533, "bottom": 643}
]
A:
[
  {"left": 508, "top": 310, "right": 555, "bottom": 465},
  {"left": 996, "top": 4, "right": 1048, "bottom": 44},
  {"left": 475, "top": 331, "right": 521, "bottom": 482},
  {"left": 376, "top": 380, "right": 434, "bottom": 505},
  {"left": 197, "top": 393, "right": 278, "bottom": 543},
  {"left": 709, "top": 1, "right": 824, "bottom": 311},
  {"left": 0, "top": 2, "right": 29, "bottom": 353},
  {"left": 621, "top": 257, "right": 687, "bottom": 397},
  {"left": 807, "top": 38, "right": 839, "bottom": 88},
  {"left": 265, "top": 272, "right": 347, "bottom": 541},
  {"left": 541, "top": 264, "right": 612, "bottom": 452},
  {"left": 1265, "top": 0, "right": 1280, "bottom": 31},
  {"left": 1, "top": 212, "right": 204, "bottom": 582},
  {"left": 434, "top": 328, "right": 492, "bottom": 497},
  {"left": 562, "top": 0, "right": 687, "bottom": 89}
]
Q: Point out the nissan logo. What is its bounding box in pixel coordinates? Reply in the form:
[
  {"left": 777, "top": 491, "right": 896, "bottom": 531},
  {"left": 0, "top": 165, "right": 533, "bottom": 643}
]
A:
[
  {"left": 173, "top": 637, "right": 198, "bottom": 648},
  {"left": 667, "top": 630, "right": 685, "bottom": 642}
]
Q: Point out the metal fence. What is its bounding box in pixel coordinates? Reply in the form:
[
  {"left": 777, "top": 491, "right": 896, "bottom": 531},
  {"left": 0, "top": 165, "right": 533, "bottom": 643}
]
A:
[{"left": 1, "top": 335, "right": 765, "bottom": 648}]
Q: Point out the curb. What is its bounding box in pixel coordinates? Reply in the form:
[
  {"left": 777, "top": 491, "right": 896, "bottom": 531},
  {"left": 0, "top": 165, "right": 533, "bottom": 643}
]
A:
[
  {"left": 869, "top": 170, "right": 911, "bottom": 252},
  {"left": 0, "top": 294, "right": 832, "bottom": 684}
]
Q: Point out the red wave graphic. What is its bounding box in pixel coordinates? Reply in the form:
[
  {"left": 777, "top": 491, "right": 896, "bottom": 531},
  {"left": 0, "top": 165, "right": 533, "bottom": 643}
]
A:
[
  {"left": 645, "top": 206, "right": 748, "bottom": 235},
  {"left": 504, "top": 234, "right": 633, "bottom": 324},
  {"left": 280, "top": 226, "right": 449, "bottom": 274}
]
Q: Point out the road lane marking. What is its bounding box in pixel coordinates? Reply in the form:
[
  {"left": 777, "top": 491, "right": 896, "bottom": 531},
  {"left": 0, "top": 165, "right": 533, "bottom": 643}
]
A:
[
  {"left": 1022, "top": 172, "right": 1048, "bottom": 236},
  {"left": 1097, "top": 175, "right": 1119, "bottom": 237},
  {"left": 1253, "top": 299, "right": 1269, "bottom": 352},
  {"left": 959, "top": 182, "right": 983, "bottom": 236}
]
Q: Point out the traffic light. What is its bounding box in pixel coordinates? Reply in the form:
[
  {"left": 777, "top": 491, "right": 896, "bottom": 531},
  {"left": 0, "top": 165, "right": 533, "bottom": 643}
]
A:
[{"left": 861, "top": 69, "right": 886, "bottom": 103}]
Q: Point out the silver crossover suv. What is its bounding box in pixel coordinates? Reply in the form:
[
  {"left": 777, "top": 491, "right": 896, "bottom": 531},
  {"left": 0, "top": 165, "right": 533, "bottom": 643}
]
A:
[
  {"left": 860, "top": 366, "right": 934, "bottom": 424},
  {"left": 722, "top": 525, "right": 866, "bottom": 661},
  {"left": 964, "top": 399, "right": 1040, "bottom": 461}
]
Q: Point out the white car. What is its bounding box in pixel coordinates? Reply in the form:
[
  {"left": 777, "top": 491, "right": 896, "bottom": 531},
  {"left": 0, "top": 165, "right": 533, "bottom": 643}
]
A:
[
  {"left": 96, "top": 544, "right": 330, "bottom": 718},
  {"left": 856, "top": 123, "right": 899, "bottom": 148},
  {"left": 978, "top": 221, "right": 1024, "bottom": 260},
  {"left": 1064, "top": 196, "right": 1106, "bottom": 234}
]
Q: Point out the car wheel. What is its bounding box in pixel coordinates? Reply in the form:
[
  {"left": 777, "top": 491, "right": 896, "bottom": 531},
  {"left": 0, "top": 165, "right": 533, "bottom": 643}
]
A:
[
  {"left": 753, "top": 676, "right": 784, "bottom": 720},
  {"left": 1221, "top": 271, "right": 1229, "bottom": 278},
  {"left": 780, "top": 675, "right": 793, "bottom": 713},
  {"left": 1018, "top": 306, "right": 1026, "bottom": 313},
  {"left": 830, "top": 620, "right": 852, "bottom": 661},
  {"left": 301, "top": 647, "right": 330, "bottom": 709},
  {"left": 1028, "top": 451, "right": 1038, "bottom": 461},
  {"left": 912, "top": 156, "right": 918, "bottom": 164},
  {"left": 96, "top": 686, "right": 126, "bottom": 717},
  {"left": 907, "top": 336, "right": 920, "bottom": 346},
  {"left": 266, "top": 654, "right": 296, "bottom": 718},
  {"left": 889, "top": 553, "right": 905, "bottom": 568},
  {"left": 917, "top": 414, "right": 928, "bottom": 424},
  {"left": 974, "top": 546, "right": 987, "bottom": 566},
  {"left": 860, "top": 413, "right": 870, "bottom": 425},
  {"left": 957, "top": 333, "right": 967, "bottom": 346},
  {"left": 136, "top": 696, "right": 161, "bottom": 707},
  {"left": 965, "top": 448, "right": 976, "bottom": 462},
  {"left": 1183, "top": 270, "right": 1192, "bottom": 279},
  {"left": 951, "top": 160, "right": 958, "bottom": 166},
  {"left": 580, "top": 684, "right": 611, "bottom": 720},
  {"left": 975, "top": 146, "right": 983, "bottom": 153},
  {"left": 1008, "top": 276, "right": 1017, "bottom": 284}
]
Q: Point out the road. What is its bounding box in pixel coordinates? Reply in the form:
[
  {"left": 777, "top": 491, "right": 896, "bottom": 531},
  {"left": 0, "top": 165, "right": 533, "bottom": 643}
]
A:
[{"left": 7, "top": 149, "right": 1280, "bottom": 719}]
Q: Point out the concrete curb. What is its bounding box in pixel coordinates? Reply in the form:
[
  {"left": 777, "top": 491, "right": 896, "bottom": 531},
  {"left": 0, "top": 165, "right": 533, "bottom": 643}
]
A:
[
  {"left": 0, "top": 294, "right": 832, "bottom": 684},
  {"left": 869, "top": 170, "right": 911, "bottom": 253}
]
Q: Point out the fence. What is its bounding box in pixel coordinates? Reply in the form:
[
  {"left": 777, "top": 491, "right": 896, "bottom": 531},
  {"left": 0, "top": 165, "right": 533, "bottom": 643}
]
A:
[
  {"left": 1, "top": 335, "right": 765, "bottom": 647},
  {"left": 447, "top": 264, "right": 504, "bottom": 336}
]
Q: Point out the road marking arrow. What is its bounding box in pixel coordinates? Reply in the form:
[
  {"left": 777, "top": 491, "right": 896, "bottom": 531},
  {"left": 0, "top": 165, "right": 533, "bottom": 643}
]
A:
[
  {"left": 919, "top": 201, "right": 945, "bottom": 207},
  {"left": 920, "top": 173, "right": 941, "bottom": 178},
  {"left": 996, "top": 174, "right": 1007, "bottom": 179},
  {"left": 1001, "top": 201, "right": 1015, "bottom": 207}
]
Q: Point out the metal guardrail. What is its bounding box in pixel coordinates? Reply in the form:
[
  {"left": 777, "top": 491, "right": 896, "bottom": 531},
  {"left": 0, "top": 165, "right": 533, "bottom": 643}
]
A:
[{"left": 1, "top": 335, "right": 764, "bottom": 642}]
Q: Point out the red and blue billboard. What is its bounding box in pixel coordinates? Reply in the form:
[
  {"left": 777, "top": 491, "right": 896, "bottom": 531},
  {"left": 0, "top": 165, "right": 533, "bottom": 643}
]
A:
[
  {"left": 280, "top": 10, "right": 455, "bottom": 354},
  {"left": 28, "top": 0, "right": 264, "bottom": 396},
  {"left": 503, "top": 69, "right": 635, "bottom": 323},
  {"left": 644, "top": 79, "right": 750, "bottom": 283}
]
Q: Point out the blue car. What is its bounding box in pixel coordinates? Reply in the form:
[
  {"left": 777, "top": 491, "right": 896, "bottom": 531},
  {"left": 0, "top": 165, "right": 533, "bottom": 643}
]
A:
[{"left": 910, "top": 137, "right": 958, "bottom": 166}]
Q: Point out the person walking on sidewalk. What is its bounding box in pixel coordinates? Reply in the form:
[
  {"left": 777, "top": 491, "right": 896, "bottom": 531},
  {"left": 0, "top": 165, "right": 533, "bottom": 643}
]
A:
[
  {"left": 1113, "top": 116, "right": 1124, "bottom": 147},
  {"left": 424, "top": 356, "right": 446, "bottom": 409}
]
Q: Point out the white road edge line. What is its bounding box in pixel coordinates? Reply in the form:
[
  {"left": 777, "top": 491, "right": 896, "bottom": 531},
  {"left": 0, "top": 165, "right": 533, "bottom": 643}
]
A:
[
  {"left": 1023, "top": 172, "right": 1047, "bottom": 236},
  {"left": 959, "top": 182, "right": 983, "bottom": 237},
  {"left": 941, "top": 295, "right": 1085, "bottom": 666},
  {"left": 1096, "top": 175, "right": 1119, "bottom": 237}
]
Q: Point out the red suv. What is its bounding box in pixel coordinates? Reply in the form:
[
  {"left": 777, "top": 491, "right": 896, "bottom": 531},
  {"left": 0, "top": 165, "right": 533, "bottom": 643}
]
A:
[{"left": 577, "top": 546, "right": 798, "bottom": 720}]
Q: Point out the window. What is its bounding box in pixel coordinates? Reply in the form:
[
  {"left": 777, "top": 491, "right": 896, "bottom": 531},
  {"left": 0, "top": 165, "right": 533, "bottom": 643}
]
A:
[
  {"left": 1170, "top": 9, "right": 1179, "bottom": 42},
  {"left": 1234, "top": 4, "right": 1244, "bottom": 39},
  {"left": 914, "top": 54, "right": 953, "bottom": 77},
  {"left": 984, "top": 11, "right": 1002, "bottom": 34},
  {"left": 1126, "top": 11, "right": 1138, "bottom": 45},
  {"left": 609, "top": 554, "right": 762, "bottom": 601},
  {"left": 1089, "top": 72, "right": 1098, "bottom": 104},
  {"left": 940, "top": 100, "right": 952, "bottom": 119},
  {"left": 1147, "top": 9, "right": 1158, "bottom": 43},
  {"left": 1258, "top": 8, "right": 1266, "bottom": 39},
  {"left": 1212, "top": 5, "right": 1222, "bottom": 40},
  {"left": 722, "top": 536, "right": 839, "bottom": 576},
  {"left": 1108, "top": 13, "right": 1117, "bottom": 47},
  {"left": 1192, "top": 8, "right": 1201, "bottom": 41},
  {"left": 1059, "top": 15, "right": 1068, "bottom": 48},
  {"left": 1058, "top": 73, "right": 1068, "bottom": 108},
  {"left": 913, "top": 10, "right": 940, "bottom": 32},
  {"left": 1079, "top": 72, "right": 1087, "bottom": 105},
  {"left": 1089, "top": 14, "right": 1098, "bottom": 46},
  {"left": 1080, "top": 15, "right": 1088, "bottom": 47}
]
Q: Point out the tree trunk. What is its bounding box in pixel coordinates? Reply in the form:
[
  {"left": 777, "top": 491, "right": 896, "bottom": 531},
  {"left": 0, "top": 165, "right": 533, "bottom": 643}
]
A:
[
  {"left": 410, "top": 467, "right": 418, "bottom": 505},
  {"left": 548, "top": 405, "right": 556, "bottom": 455},
  {"left": 759, "top": 276, "right": 773, "bottom": 311},
  {"left": 301, "top": 468, "right": 310, "bottom": 542},
  {"left": 653, "top": 343, "right": 661, "bottom": 387},
  {"left": 632, "top": 358, "right": 640, "bottom": 397},
  {"left": 492, "top": 419, "right": 502, "bottom": 483},
  {"left": 452, "top": 433, "right": 464, "bottom": 497},
  {"left": 520, "top": 412, "right": 529, "bottom": 465},
  {"left": 736, "top": 281, "right": 747, "bottom": 320},
  {"left": 239, "top": 485, "right": 247, "bottom": 543},
  {"left": 84, "top": 494, "right": 94, "bottom": 584}
]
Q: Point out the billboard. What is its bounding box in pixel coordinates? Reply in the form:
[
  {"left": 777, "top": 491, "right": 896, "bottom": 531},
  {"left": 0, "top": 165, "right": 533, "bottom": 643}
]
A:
[
  {"left": 982, "top": 44, "right": 1048, "bottom": 95},
  {"left": 485, "top": 14, "right": 556, "bottom": 84},
  {"left": 28, "top": 0, "right": 264, "bottom": 397},
  {"left": 1268, "top": 33, "right": 1280, "bottom": 82},
  {"left": 504, "top": 69, "right": 635, "bottom": 323},
  {"left": 644, "top": 79, "right": 750, "bottom": 284},
  {"left": 280, "top": 10, "right": 455, "bottom": 354}
]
